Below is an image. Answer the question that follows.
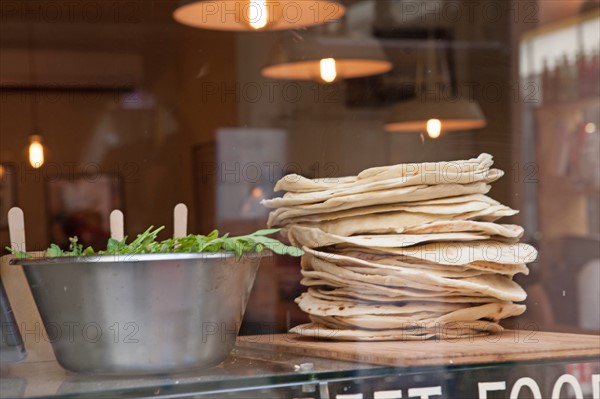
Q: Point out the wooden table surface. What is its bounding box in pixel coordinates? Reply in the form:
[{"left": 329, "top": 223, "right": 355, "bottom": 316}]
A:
[{"left": 238, "top": 330, "right": 600, "bottom": 367}]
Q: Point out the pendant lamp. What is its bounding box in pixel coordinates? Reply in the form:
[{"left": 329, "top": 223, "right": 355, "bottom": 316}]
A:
[
  {"left": 28, "top": 135, "right": 45, "bottom": 169},
  {"left": 26, "top": 24, "right": 45, "bottom": 169},
  {"left": 261, "top": 31, "right": 392, "bottom": 83},
  {"left": 384, "top": 98, "right": 486, "bottom": 137},
  {"left": 173, "top": 0, "right": 345, "bottom": 31},
  {"left": 384, "top": 37, "right": 486, "bottom": 137}
]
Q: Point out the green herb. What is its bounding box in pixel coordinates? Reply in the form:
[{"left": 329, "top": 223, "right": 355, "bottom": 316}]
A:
[
  {"left": 5, "top": 249, "right": 29, "bottom": 259},
  {"left": 173, "top": 228, "right": 304, "bottom": 258},
  {"left": 5, "top": 227, "right": 303, "bottom": 259},
  {"left": 62, "top": 236, "right": 95, "bottom": 257},
  {"left": 100, "top": 226, "right": 166, "bottom": 255}
]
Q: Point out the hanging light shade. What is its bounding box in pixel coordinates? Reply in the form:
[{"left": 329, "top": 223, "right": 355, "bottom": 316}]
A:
[
  {"left": 25, "top": 26, "right": 46, "bottom": 169},
  {"left": 385, "top": 34, "right": 486, "bottom": 138},
  {"left": 261, "top": 35, "right": 392, "bottom": 82},
  {"left": 384, "top": 98, "right": 487, "bottom": 137},
  {"left": 173, "top": 0, "right": 345, "bottom": 31}
]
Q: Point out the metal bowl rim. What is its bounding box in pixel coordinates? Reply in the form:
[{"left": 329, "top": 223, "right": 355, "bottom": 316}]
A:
[{"left": 11, "top": 251, "right": 268, "bottom": 266}]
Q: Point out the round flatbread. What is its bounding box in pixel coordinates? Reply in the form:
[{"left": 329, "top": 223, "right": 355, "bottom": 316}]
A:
[
  {"left": 334, "top": 249, "right": 529, "bottom": 277},
  {"left": 274, "top": 153, "right": 496, "bottom": 193},
  {"left": 308, "top": 287, "right": 499, "bottom": 304},
  {"left": 304, "top": 249, "right": 528, "bottom": 301},
  {"left": 332, "top": 241, "right": 537, "bottom": 266},
  {"left": 286, "top": 225, "right": 489, "bottom": 249},
  {"left": 264, "top": 168, "right": 502, "bottom": 208},
  {"left": 295, "top": 291, "right": 468, "bottom": 317},
  {"left": 290, "top": 320, "right": 503, "bottom": 341},
  {"left": 267, "top": 182, "right": 491, "bottom": 227}
]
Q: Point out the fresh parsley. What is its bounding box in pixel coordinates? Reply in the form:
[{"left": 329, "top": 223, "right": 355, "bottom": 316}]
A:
[{"left": 5, "top": 227, "right": 303, "bottom": 259}]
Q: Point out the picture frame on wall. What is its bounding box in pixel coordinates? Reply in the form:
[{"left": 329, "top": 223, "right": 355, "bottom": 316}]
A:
[
  {"left": 46, "top": 173, "right": 123, "bottom": 249},
  {"left": 0, "top": 163, "right": 17, "bottom": 229}
]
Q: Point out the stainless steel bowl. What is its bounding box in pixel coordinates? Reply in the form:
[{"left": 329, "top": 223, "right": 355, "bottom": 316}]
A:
[{"left": 13, "top": 252, "right": 262, "bottom": 374}]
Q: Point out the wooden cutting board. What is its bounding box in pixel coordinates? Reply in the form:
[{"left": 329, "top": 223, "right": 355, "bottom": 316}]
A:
[{"left": 237, "top": 330, "right": 600, "bottom": 367}]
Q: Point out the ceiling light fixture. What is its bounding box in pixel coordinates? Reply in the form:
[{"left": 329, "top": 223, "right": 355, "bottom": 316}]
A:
[
  {"left": 28, "top": 135, "right": 45, "bottom": 169},
  {"left": 173, "top": 0, "right": 345, "bottom": 31},
  {"left": 26, "top": 24, "right": 45, "bottom": 169},
  {"left": 385, "top": 99, "right": 486, "bottom": 137},
  {"left": 385, "top": 36, "right": 486, "bottom": 137},
  {"left": 261, "top": 32, "right": 392, "bottom": 83}
]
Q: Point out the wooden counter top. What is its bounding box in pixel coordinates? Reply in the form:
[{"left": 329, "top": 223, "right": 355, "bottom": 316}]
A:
[{"left": 238, "top": 330, "right": 600, "bottom": 367}]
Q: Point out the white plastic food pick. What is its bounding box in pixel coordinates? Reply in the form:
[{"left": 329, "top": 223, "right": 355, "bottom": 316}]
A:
[
  {"left": 8, "top": 207, "right": 26, "bottom": 252},
  {"left": 173, "top": 203, "right": 188, "bottom": 238},
  {"left": 109, "top": 210, "right": 124, "bottom": 241}
]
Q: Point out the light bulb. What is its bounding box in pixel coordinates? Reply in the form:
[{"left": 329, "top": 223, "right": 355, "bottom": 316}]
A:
[
  {"left": 248, "top": 0, "right": 268, "bottom": 30},
  {"left": 585, "top": 122, "right": 597, "bottom": 134},
  {"left": 0, "top": 164, "right": 4, "bottom": 179},
  {"left": 426, "top": 119, "right": 442, "bottom": 139},
  {"left": 29, "top": 135, "right": 45, "bottom": 169},
  {"left": 320, "top": 58, "right": 337, "bottom": 83}
]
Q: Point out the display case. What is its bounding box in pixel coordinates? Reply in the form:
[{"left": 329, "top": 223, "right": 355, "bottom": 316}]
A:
[
  {"left": 1, "top": 331, "right": 599, "bottom": 398},
  {"left": 1, "top": 2, "right": 599, "bottom": 399}
]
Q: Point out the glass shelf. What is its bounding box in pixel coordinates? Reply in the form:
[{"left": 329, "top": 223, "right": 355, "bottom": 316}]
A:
[
  {"left": 2, "top": 345, "right": 388, "bottom": 399},
  {"left": 2, "top": 342, "right": 599, "bottom": 399}
]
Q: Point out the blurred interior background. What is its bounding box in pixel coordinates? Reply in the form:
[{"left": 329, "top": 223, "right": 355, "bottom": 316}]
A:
[{"left": 0, "top": 0, "right": 598, "bottom": 335}]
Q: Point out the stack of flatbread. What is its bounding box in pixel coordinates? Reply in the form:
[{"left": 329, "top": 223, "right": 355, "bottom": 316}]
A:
[{"left": 262, "top": 154, "right": 537, "bottom": 341}]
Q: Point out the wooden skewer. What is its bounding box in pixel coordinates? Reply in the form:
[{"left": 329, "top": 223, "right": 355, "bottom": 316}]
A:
[
  {"left": 8, "top": 207, "right": 26, "bottom": 252},
  {"left": 109, "top": 210, "right": 124, "bottom": 241},
  {"left": 173, "top": 203, "right": 188, "bottom": 238}
]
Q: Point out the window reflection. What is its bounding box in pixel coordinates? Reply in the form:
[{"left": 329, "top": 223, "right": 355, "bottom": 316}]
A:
[{"left": 0, "top": 0, "right": 598, "bottom": 337}]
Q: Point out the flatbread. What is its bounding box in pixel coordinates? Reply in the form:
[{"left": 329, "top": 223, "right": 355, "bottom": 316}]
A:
[
  {"left": 290, "top": 320, "right": 503, "bottom": 341},
  {"left": 343, "top": 265, "right": 486, "bottom": 279},
  {"left": 402, "top": 221, "right": 524, "bottom": 238},
  {"left": 308, "top": 287, "right": 499, "bottom": 304},
  {"left": 275, "top": 153, "right": 496, "bottom": 193},
  {"left": 302, "top": 248, "right": 487, "bottom": 279},
  {"left": 269, "top": 194, "right": 516, "bottom": 228},
  {"left": 300, "top": 274, "right": 492, "bottom": 299},
  {"left": 293, "top": 321, "right": 440, "bottom": 340},
  {"left": 337, "top": 250, "right": 529, "bottom": 277},
  {"left": 333, "top": 241, "right": 537, "bottom": 266},
  {"left": 267, "top": 154, "right": 531, "bottom": 341},
  {"left": 395, "top": 193, "right": 499, "bottom": 206},
  {"left": 302, "top": 265, "right": 446, "bottom": 292},
  {"left": 435, "top": 302, "right": 526, "bottom": 324},
  {"left": 359, "top": 153, "right": 495, "bottom": 180},
  {"left": 267, "top": 182, "right": 491, "bottom": 227},
  {"left": 284, "top": 206, "right": 483, "bottom": 235},
  {"left": 308, "top": 303, "right": 525, "bottom": 330},
  {"left": 264, "top": 169, "right": 502, "bottom": 208},
  {"left": 304, "top": 249, "right": 527, "bottom": 302},
  {"left": 273, "top": 203, "right": 517, "bottom": 230},
  {"left": 286, "top": 225, "right": 489, "bottom": 249},
  {"left": 295, "top": 292, "right": 467, "bottom": 317}
]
